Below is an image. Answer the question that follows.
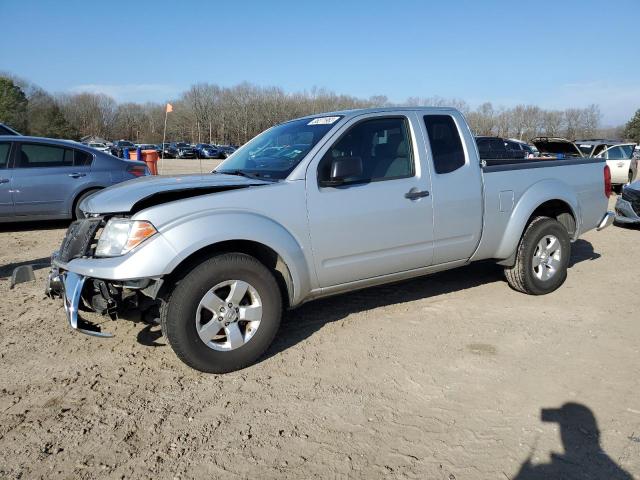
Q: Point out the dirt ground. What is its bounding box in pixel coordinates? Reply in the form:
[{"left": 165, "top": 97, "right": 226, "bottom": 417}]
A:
[{"left": 0, "top": 166, "right": 638, "bottom": 479}]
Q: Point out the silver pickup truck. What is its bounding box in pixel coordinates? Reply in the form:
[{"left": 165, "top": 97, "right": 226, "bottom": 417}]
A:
[{"left": 47, "top": 107, "right": 614, "bottom": 373}]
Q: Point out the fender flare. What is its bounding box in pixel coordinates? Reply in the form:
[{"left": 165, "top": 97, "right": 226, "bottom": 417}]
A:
[
  {"left": 159, "top": 210, "right": 313, "bottom": 306},
  {"left": 493, "top": 179, "right": 580, "bottom": 261}
]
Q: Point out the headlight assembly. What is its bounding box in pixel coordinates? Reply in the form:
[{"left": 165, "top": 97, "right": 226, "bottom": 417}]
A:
[{"left": 95, "top": 219, "right": 157, "bottom": 257}]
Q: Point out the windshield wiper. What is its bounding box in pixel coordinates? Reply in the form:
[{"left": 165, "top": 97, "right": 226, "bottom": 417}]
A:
[{"left": 213, "top": 169, "right": 275, "bottom": 181}]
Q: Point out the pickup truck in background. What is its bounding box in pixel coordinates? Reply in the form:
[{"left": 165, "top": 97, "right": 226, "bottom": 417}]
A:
[{"left": 46, "top": 107, "right": 614, "bottom": 373}]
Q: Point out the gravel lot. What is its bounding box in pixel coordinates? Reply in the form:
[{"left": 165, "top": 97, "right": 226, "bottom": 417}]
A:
[{"left": 0, "top": 164, "right": 638, "bottom": 479}]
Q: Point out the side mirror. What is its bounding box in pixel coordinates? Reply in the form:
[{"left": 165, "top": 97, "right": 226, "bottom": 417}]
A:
[{"left": 321, "top": 156, "right": 363, "bottom": 187}]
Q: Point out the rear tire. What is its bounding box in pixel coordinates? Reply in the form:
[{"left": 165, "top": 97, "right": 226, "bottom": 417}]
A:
[
  {"left": 161, "top": 253, "right": 282, "bottom": 373},
  {"left": 504, "top": 217, "right": 571, "bottom": 295}
]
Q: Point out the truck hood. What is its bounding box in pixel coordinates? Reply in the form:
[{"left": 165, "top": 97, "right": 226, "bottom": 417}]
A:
[
  {"left": 532, "top": 138, "right": 583, "bottom": 157},
  {"left": 82, "top": 173, "right": 271, "bottom": 214}
]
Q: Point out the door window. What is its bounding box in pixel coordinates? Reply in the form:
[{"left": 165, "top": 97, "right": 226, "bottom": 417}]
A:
[
  {"left": 0, "top": 143, "right": 10, "bottom": 168},
  {"left": 619, "top": 145, "right": 634, "bottom": 159},
  {"left": 73, "top": 150, "right": 93, "bottom": 166},
  {"left": 424, "top": 115, "right": 466, "bottom": 173},
  {"left": 318, "top": 117, "right": 414, "bottom": 184},
  {"left": 605, "top": 146, "right": 625, "bottom": 160},
  {"left": 18, "top": 144, "right": 73, "bottom": 168}
]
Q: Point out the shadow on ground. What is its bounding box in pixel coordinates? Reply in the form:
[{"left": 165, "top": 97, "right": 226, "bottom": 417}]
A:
[
  {"left": 261, "top": 238, "right": 600, "bottom": 362},
  {"left": 0, "top": 219, "right": 69, "bottom": 233},
  {"left": 513, "top": 402, "right": 633, "bottom": 480}
]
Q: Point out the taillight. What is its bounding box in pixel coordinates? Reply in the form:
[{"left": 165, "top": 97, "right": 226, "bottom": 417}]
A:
[
  {"left": 127, "top": 165, "right": 148, "bottom": 177},
  {"left": 604, "top": 164, "right": 612, "bottom": 198}
]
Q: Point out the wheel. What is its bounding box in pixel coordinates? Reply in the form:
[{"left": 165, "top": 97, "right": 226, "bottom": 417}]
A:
[
  {"left": 161, "top": 253, "right": 282, "bottom": 373},
  {"left": 73, "top": 189, "right": 100, "bottom": 220},
  {"left": 629, "top": 170, "right": 634, "bottom": 184},
  {"left": 504, "top": 216, "right": 571, "bottom": 295}
]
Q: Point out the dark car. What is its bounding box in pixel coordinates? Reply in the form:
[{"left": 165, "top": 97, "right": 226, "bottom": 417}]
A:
[
  {"left": 0, "top": 123, "right": 21, "bottom": 136},
  {"left": 160, "top": 143, "right": 178, "bottom": 158},
  {"left": 0, "top": 135, "right": 149, "bottom": 222},
  {"left": 171, "top": 142, "right": 197, "bottom": 159},
  {"left": 531, "top": 137, "right": 583, "bottom": 159},
  {"left": 504, "top": 139, "right": 536, "bottom": 157},
  {"left": 217, "top": 145, "right": 236, "bottom": 158},
  {"left": 475, "top": 136, "right": 526, "bottom": 160},
  {"left": 110, "top": 140, "right": 137, "bottom": 158},
  {"left": 195, "top": 143, "right": 223, "bottom": 159},
  {"left": 138, "top": 144, "right": 161, "bottom": 155},
  {"left": 615, "top": 181, "right": 640, "bottom": 226}
]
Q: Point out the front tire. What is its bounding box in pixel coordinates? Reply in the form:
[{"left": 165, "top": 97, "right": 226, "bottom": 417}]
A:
[
  {"left": 73, "top": 188, "right": 100, "bottom": 220},
  {"left": 161, "top": 253, "right": 282, "bottom": 373},
  {"left": 504, "top": 217, "right": 571, "bottom": 295}
]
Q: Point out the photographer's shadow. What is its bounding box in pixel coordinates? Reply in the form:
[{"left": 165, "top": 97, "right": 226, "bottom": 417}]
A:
[{"left": 514, "top": 403, "right": 633, "bottom": 480}]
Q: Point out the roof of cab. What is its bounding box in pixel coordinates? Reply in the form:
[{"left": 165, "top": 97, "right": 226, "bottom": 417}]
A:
[{"left": 291, "top": 106, "right": 463, "bottom": 123}]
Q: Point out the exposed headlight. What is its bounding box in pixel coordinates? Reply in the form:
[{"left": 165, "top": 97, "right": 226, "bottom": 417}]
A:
[{"left": 95, "top": 219, "right": 157, "bottom": 257}]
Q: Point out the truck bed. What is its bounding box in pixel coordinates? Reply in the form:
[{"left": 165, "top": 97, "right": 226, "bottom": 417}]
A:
[{"left": 471, "top": 156, "right": 607, "bottom": 262}]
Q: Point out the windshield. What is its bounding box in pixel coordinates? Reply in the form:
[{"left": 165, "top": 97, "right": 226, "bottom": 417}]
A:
[
  {"left": 176, "top": 143, "right": 190, "bottom": 148},
  {"left": 216, "top": 116, "right": 342, "bottom": 180},
  {"left": 578, "top": 144, "right": 595, "bottom": 156}
]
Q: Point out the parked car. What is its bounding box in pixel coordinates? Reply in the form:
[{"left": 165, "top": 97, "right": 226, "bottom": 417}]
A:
[
  {"left": 581, "top": 142, "right": 637, "bottom": 187},
  {"left": 0, "top": 136, "right": 149, "bottom": 222},
  {"left": 217, "top": 145, "right": 237, "bottom": 158},
  {"left": 195, "top": 143, "right": 223, "bottom": 159},
  {"left": 46, "top": 107, "right": 613, "bottom": 373},
  {"left": 171, "top": 142, "right": 197, "bottom": 159},
  {"left": 110, "top": 140, "right": 137, "bottom": 158},
  {"left": 476, "top": 136, "right": 526, "bottom": 160},
  {"left": 504, "top": 138, "right": 537, "bottom": 157},
  {"left": 615, "top": 181, "right": 640, "bottom": 225},
  {"left": 531, "top": 137, "right": 583, "bottom": 159},
  {"left": 0, "top": 123, "right": 21, "bottom": 136},
  {"left": 84, "top": 142, "right": 110, "bottom": 154},
  {"left": 161, "top": 143, "right": 178, "bottom": 158},
  {"left": 569, "top": 139, "right": 637, "bottom": 186},
  {"left": 138, "top": 144, "right": 161, "bottom": 155}
]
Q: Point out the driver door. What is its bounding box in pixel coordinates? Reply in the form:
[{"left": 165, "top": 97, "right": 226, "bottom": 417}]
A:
[{"left": 305, "top": 113, "right": 434, "bottom": 288}]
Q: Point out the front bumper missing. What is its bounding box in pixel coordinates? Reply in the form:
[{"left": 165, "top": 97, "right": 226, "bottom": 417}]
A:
[
  {"left": 614, "top": 198, "right": 640, "bottom": 224},
  {"left": 47, "top": 266, "right": 114, "bottom": 338}
]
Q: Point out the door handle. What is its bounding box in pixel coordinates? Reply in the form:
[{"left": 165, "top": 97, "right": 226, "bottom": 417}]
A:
[
  {"left": 68, "top": 173, "right": 86, "bottom": 178},
  {"left": 405, "top": 188, "right": 430, "bottom": 200},
  {"left": 0, "top": 178, "right": 9, "bottom": 184}
]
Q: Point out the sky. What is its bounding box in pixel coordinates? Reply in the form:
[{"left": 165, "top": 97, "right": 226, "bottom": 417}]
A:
[{"left": 2, "top": 0, "right": 639, "bottom": 125}]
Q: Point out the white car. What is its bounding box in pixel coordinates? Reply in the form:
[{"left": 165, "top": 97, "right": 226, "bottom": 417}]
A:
[
  {"left": 595, "top": 144, "right": 637, "bottom": 187},
  {"left": 86, "top": 142, "right": 111, "bottom": 153}
]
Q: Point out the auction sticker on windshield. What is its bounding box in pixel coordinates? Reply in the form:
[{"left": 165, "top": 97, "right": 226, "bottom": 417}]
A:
[{"left": 308, "top": 116, "right": 341, "bottom": 125}]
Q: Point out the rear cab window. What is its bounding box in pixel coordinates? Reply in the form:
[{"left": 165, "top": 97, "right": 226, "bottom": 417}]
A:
[{"left": 423, "top": 115, "right": 466, "bottom": 174}]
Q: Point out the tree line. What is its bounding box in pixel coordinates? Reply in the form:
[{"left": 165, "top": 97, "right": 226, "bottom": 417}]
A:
[{"left": 0, "top": 73, "right": 638, "bottom": 145}]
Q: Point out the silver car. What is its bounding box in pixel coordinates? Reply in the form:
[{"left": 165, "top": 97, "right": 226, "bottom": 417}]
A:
[{"left": 0, "top": 136, "right": 149, "bottom": 222}]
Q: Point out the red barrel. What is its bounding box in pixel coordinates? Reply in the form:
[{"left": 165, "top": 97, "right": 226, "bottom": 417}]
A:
[{"left": 141, "top": 150, "right": 159, "bottom": 175}]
